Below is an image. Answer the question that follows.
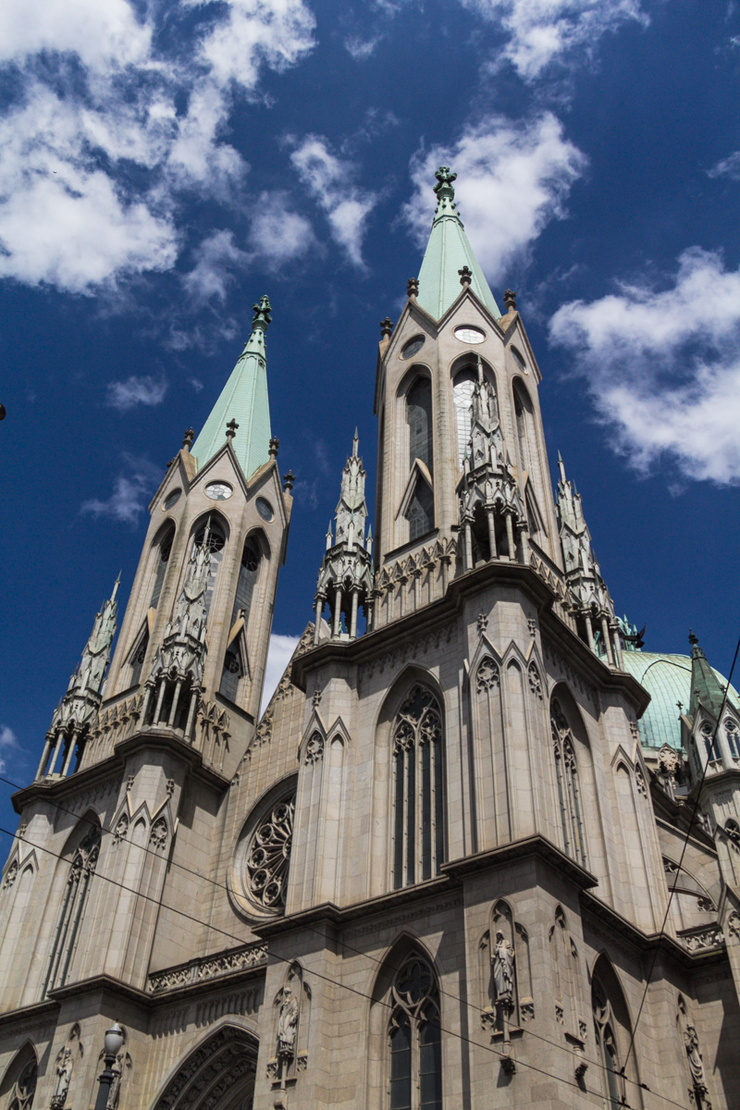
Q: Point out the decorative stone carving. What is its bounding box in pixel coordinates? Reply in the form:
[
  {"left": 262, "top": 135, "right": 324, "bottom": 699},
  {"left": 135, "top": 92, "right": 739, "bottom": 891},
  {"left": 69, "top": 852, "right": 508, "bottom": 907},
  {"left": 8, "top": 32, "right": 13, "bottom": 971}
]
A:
[
  {"left": 527, "top": 661, "right": 543, "bottom": 699},
  {"left": 147, "top": 941, "right": 268, "bottom": 992},
  {"left": 8, "top": 1059, "right": 37, "bottom": 1110},
  {"left": 304, "top": 732, "right": 324, "bottom": 764},
  {"left": 245, "top": 797, "right": 295, "bottom": 912},
  {"left": 50, "top": 1024, "right": 82, "bottom": 1110},
  {"left": 555, "top": 1003, "right": 564, "bottom": 1024},
  {"left": 635, "top": 764, "right": 647, "bottom": 797},
  {"left": 476, "top": 657, "right": 500, "bottom": 694},
  {"left": 113, "top": 813, "right": 129, "bottom": 845},
  {"left": 152, "top": 1027, "right": 257, "bottom": 1110},
  {"left": 727, "top": 911, "right": 740, "bottom": 941},
  {"left": 680, "top": 926, "right": 724, "bottom": 952},
  {"left": 149, "top": 817, "right": 168, "bottom": 851},
  {"left": 2, "top": 858, "right": 18, "bottom": 890},
  {"left": 103, "top": 1048, "right": 132, "bottom": 1110},
  {"left": 678, "top": 997, "right": 712, "bottom": 1109},
  {"left": 477, "top": 611, "right": 488, "bottom": 634},
  {"left": 493, "top": 932, "right": 515, "bottom": 1006},
  {"left": 277, "top": 989, "right": 299, "bottom": 1056}
]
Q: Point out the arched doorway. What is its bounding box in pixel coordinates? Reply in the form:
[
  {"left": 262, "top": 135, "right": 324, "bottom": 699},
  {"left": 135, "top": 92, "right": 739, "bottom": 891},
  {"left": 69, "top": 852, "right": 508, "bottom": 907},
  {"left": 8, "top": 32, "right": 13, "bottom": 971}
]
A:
[{"left": 152, "top": 1025, "right": 257, "bottom": 1110}]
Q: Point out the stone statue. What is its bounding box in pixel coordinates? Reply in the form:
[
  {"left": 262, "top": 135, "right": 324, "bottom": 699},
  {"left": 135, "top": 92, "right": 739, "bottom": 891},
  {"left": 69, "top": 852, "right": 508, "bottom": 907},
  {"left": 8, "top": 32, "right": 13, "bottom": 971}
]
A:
[
  {"left": 684, "top": 1021, "right": 707, "bottom": 1086},
  {"left": 492, "top": 931, "right": 515, "bottom": 1006},
  {"left": 277, "top": 988, "right": 299, "bottom": 1056},
  {"left": 50, "top": 1046, "right": 73, "bottom": 1109}
]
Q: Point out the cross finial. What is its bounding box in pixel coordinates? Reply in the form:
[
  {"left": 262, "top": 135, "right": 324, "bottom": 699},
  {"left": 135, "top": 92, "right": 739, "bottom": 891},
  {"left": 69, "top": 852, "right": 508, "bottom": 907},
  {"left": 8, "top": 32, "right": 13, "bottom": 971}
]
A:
[
  {"left": 459, "top": 265, "right": 472, "bottom": 287},
  {"left": 252, "top": 294, "right": 272, "bottom": 332},
  {"left": 407, "top": 277, "right": 419, "bottom": 299},
  {"left": 226, "top": 418, "right": 239, "bottom": 442},
  {"left": 282, "top": 470, "right": 295, "bottom": 492},
  {"left": 434, "top": 165, "right": 457, "bottom": 200},
  {"left": 182, "top": 427, "right": 195, "bottom": 449},
  {"left": 380, "top": 317, "right": 393, "bottom": 339},
  {"left": 689, "top": 628, "right": 699, "bottom": 647},
  {"left": 269, "top": 436, "right": 280, "bottom": 459},
  {"left": 503, "top": 289, "right": 517, "bottom": 312}
]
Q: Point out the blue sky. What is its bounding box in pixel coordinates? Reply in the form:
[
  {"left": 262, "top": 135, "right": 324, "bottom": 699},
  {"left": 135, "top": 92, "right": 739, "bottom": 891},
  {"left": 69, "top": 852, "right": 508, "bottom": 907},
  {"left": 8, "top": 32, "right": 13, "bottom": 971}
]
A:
[{"left": 1, "top": 0, "right": 740, "bottom": 831}]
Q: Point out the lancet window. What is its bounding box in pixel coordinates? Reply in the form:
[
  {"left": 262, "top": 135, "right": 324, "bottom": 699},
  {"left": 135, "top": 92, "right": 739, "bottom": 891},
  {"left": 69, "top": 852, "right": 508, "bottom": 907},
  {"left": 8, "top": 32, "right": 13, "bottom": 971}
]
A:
[
  {"left": 724, "top": 719, "right": 740, "bottom": 759},
  {"left": 388, "top": 953, "right": 442, "bottom": 1110},
  {"left": 129, "top": 630, "right": 149, "bottom": 687},
  {"left": 513, "top": 380, "right": 533, "bottom": 476},
  {"left": 699, "top": 721, "right": 720, "bottom": 763},
  {"left": 550, "top": 700, "right": 586, "bottom": 867},
  {"left": 44, "top": 822, "right": 101, "bottom": 994},
  {"left": 149, "top": 526, "right": 174, "bottom": 609},
  {"left": 8, "top": 1059, "right": 37, "bottom": 1110},
  {"left": 592, "top": 975, "right": 626, "bottom": 1110},
  {"left": 392, "top": 685, "right": 444, "bottom": 888},
  {"left": 452, "top": 368, "right": 476, "bottom": 465},
  {"left": 407, "top": 378, "right": 433, "bottom": 473},
  {"left": 220, "top": 537, "right": 261, "bottom": 699},
  {"left": 407, "top": 482, "right": 434, "bottom": 542}
]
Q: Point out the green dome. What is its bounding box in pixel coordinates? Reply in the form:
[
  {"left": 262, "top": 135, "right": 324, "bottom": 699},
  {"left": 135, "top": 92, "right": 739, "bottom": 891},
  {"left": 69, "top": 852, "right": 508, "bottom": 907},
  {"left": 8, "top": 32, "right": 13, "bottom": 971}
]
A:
[{"left": 621, "top": 651, "right": 740, "bottom": 750}]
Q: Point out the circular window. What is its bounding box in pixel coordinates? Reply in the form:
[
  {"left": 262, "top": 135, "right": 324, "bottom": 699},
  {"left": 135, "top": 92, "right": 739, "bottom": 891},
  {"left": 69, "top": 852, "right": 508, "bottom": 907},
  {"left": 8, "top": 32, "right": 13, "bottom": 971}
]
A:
[
  {"left": 401, "top": 335, "right": 425, "bottom": 359},
  {"left": 205, "top": 481, "right": 232, "bottom": 501},
  {"left": 454, "top": 325, "right": 485, "bottom": 344},
  {"left": 163, "top": 489, "right": 181, "bottom": 510},
  {"left": 256, "top": 496, "right": 273, "bottom": 521},
  {"left": 232, "top": 790, "right": 296, "bottom": 917}
]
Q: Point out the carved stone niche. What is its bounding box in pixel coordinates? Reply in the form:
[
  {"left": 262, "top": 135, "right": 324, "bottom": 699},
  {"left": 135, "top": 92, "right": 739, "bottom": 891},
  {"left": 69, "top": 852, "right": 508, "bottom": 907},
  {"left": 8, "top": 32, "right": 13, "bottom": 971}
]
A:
[
  {"left": 267, "top": 962, "right": 311, "bottom": 1089},
  {"left": 479, "top": 899, "right": 534, "bottom": 1043}
]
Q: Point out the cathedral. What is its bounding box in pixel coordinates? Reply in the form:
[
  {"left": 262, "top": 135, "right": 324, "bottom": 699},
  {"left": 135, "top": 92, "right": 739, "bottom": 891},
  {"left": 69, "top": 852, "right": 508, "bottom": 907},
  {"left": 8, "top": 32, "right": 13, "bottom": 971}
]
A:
[{"left": 1, "top": 167, "right": 739, "bottom": 1110}]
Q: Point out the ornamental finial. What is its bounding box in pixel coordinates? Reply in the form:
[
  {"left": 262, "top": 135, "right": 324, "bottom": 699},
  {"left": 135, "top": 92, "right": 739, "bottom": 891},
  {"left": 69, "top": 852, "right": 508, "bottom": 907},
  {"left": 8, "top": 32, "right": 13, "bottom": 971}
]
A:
[
  {"left": 504, "top": 289, "right": 517, "bottom": 312},
  {"left": 226, "top": 418, "right": 239, "bottom": 443},
  {"left": 434, "top": 165, "right": 457, "bottom": 200},
  {"left": 252, "top": 294, "right": 272, "bottom": 332},
  {"left": 380, "top": 317, "right": 393, "bottom": 339}
]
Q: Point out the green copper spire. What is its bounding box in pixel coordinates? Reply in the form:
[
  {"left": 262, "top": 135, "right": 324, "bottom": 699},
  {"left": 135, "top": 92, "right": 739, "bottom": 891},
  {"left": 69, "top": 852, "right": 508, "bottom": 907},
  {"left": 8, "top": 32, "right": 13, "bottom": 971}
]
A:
[
  {"left": 416, "top": 167, "right": 501, "bottom": 320},
  {"left": 688, "top": 630, "right": 728, "bottom": 720},
  {"left": 192, "top": 296, "right": 273, "bottom": 481}
]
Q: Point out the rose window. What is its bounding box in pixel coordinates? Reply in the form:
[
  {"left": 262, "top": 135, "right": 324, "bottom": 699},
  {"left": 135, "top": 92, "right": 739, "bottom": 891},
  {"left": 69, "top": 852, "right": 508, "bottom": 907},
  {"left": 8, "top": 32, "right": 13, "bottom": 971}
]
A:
[{"left": 245, "top": 797, "right": 295, "bottom": 912}]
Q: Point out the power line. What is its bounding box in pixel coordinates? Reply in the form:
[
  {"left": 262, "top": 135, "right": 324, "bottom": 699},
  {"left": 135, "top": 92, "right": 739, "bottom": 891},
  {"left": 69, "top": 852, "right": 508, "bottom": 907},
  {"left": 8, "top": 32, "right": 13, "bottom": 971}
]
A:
[
  {"left": 621, "top": 630, "right": 740, "bottom": 1077},
  {"left": 0, "top": 799, "right": 695, "bottom": 1110}
]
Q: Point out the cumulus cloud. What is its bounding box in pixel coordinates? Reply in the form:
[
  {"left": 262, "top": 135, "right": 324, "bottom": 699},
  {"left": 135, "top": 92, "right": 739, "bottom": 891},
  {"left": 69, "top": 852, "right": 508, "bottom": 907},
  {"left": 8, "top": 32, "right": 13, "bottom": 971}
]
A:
[
  {"left": 549, "top": 248, "right": 740, "bottom": 485},
  {"left": 707, "top": 151, "right": 740, "bottom": 182},
  {"left": 289, "top": 135, "right": 378, "bottom": 267},
  {"left": 106, "top": 376, "right": 168, "bottom": 411},
  {"left": 404, "top": 114, "right": 587, "bottom": 284},
  {"left": 0, "top": 725, "right": 19, "bottom": 775},
  {"left": 460, "top": 0, "right": 648, "bottom": 80},
  {"left": 249, "top": 192, "right": 317, "bottom": 265},
  {"left": 183, "top": 230, "right": 249, "bottom": 304},
  {"left": 0, "top": 0, "right": 316, "bottom": 293},
  {"left": 81, "top": 457, "right": 161, "bottom": 524},
  {"left": 261, "top": 632, "right": 301, "bottom": 714}
]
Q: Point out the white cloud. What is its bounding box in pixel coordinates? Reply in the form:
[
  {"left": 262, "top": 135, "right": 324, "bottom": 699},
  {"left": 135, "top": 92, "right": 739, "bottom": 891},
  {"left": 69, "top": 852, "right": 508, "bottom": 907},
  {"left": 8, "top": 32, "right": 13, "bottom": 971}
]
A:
[
  {"left": 405, "top": 114, "right": 587, "bottom": 284},
  {"left": 707, "top": 151, "right": 740, "bottom": 182},
  {"left": 0, "top": 725, "right": 18, "bottom": 775},
  {"left": 183, "top": 230, "right": 248, "bottom": 303},
  {"left": 549, "top": 248, "right": 740, "bottom": 485},
  {"left": 460, "top": 0, "right": 648, "bottom": 80},
  {"left": 81, "top": 458, "right": 160, "bottom": 524},
  {"left": 249, "top": 192, "right": 317, "bottom": 264},
  {"left": 344, "top": 34, "right": 382, "bottom": 60},
  {"left": 290, "top": 135, "right": 378, "bottom": 267},
  {"left": 0, "top": 0, "right": 316, "bottom": 293},
  {"left": 106, "top": 376, "right": 168, "bottom": 411},
  {"left": 261, "top": 632, "right": 301, "bottom": 714}
]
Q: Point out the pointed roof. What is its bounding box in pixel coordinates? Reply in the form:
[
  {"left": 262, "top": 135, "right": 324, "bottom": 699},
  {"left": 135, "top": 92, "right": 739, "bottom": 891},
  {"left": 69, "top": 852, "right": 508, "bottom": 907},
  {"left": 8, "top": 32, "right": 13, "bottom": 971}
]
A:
[
  {"left": 416, "top": 167, "right": 501, "bottom": 321},
  {"left": 192, "top": 296, "right": 273, "bottom": 482},
  {"left": 688, "top": 630, "right": 728, "bottom": 720}
]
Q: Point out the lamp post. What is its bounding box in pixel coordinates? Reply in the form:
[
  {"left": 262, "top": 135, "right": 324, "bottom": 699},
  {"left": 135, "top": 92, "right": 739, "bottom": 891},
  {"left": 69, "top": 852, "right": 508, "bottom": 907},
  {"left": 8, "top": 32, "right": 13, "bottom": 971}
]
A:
[{"left": 93, "top": 1023, "right": 125, "bottom": 1110}]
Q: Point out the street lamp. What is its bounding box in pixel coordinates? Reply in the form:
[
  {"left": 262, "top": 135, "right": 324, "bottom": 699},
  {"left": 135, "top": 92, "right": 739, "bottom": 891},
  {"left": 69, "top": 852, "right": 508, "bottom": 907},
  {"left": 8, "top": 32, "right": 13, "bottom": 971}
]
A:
[{"left": 93, "top": 1023, "right": 125, "bottom": 1110}]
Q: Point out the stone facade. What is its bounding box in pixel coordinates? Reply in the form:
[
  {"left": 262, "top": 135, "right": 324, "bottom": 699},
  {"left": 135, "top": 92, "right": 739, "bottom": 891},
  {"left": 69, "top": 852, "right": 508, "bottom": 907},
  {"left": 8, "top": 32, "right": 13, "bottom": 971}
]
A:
[{"left": 1, "top": 170, "right": 739, "bottom": 1110}]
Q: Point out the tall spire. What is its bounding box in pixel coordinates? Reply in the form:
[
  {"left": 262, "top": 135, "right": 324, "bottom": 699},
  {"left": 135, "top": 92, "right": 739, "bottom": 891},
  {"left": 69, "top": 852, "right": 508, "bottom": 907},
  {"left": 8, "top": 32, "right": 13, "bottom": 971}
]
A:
[
  {"left": 416, "top": 167, "right": 501, "bottom": 320},
  {"left": 192, "top": 296, "right": 273, "bottom": 482},
  {"left": 688, "top": 630, "right": 727, "bottom": 720}
]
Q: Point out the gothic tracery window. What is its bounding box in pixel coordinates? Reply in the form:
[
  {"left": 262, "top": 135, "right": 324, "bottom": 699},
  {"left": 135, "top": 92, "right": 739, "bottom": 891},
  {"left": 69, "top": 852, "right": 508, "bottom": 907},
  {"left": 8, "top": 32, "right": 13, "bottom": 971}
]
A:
[
  {"left": 724, "top": 718, "right": 740, "bottom": 760},
  {"left": 388, "top": 953, "right": 442, "bottom": 1110},
  {"left": 392, "top": 686, "right": 444, "bottom": 889},
  {"left": 550, "top": 700, "right": 587, "bottom": 867},
  {"left": 149, "top": 526, "right": 174, "bottom": 609},
  {"left": 194, "top": 519, "right": 226, "bottom": 615},
  {"left": 45, "top": 822, "right": 101, "bottom": 993},
  {"left": 220, "top": 536, "right": 262, "bottom": 699},
  {"left": 452, "top": 368, "right": 476, "bottom": 465},
  {"left": 592, "top": 976, "right": 625, "bottom": 1110},
  {"left": 407, "top": 378, "right": 433, "bottom": 473},
  {"left": 245, "top": 795, "right": 295, "bottom": 913},
  {"left": 8, "top": 1059, "right": 37, "bottom": 1110},
  {"left": 407, "top": 480, "right": 434, "bottom": 542}
]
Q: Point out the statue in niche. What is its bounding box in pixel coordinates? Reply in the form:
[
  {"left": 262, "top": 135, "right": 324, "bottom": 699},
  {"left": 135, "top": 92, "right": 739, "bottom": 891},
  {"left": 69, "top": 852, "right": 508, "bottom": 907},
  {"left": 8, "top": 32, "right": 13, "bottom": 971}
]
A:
[
  {"left": 277, "top": 988, "right": 299, "bottom": 1057},
  {"left": 493, "top": 932, "right": 515, "bottom": 1006},
  {"left": 684, "top": 1021, "right": 711, "bottom": 1106},
  {"left": 50, "top": 1046, "right": 74, "bottom": 1109}
]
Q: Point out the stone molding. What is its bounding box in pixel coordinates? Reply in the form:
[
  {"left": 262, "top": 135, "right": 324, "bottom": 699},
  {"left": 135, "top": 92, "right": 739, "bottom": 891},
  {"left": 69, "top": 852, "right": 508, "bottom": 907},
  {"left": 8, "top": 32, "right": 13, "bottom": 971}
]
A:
[{"left": 148, "top": 942, "right": 268, "bottom": 994}]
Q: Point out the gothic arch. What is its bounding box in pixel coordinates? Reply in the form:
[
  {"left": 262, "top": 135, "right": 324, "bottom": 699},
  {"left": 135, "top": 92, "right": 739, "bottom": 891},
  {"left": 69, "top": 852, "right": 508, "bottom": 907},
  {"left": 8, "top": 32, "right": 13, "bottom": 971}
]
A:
[
  {"left": 590, "top": 954, "right": 642, "bottom": 1109},
  {"left": 549, "top": 685, "right": 601, "bottom": 870},
  {"left": 367, "top": 935, "right": 443, "bottom": 1110},
  {"left": 149, "top": 1023, "right": 258, "bottom": 1110},
  {"left": 43, "top": 813, "right": 102, "bottom": 994},
  {"left": 0, "top": 1041, "right": 38, "bottom": 1110}
]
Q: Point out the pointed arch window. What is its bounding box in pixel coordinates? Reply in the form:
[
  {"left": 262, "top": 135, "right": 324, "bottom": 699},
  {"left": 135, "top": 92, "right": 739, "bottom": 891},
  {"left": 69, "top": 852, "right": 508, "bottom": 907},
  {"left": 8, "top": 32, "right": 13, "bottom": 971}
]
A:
[
  {"left": 592, "top": 976, "right": 625, "bottom": 1110},
  {"left": 149, "top": 526, "right": 174, "bottom": 609},
  {"left": 129, "top": 629, "right": 149, "bottom": 687},
  {"left": 407, "top": 480, "right": 434, "bottom": 542},
  {"left": 551, "top": 700, "right": 586, "bottom": 867},
  {"left": 388, "top": 953, "right": 442, "bottom": 1110},
  {"left": 44, "top": 821, "right": 101, "bottom": 994},
  {"left": 452, "top": 368, "right": 476, "bottom": 465},
  {"left": 7, "top": 1058, "right": 37, "bottom": 1110},
  {"left": 220, "top": 537, "right": 262, "bottom": 699},
  {"left": 194, "top": 520, "right": 225, "bottom": 615},
  {"left": 724, "top": 719, "right": 740, "bottom": 759},
  {"left": 513, "top": 380, "right": 534, "bottom": 476},
  {"left": 407, "top": 379, "right": 433, "bottom": 474},
  {"left": 699, "top": 721, "right": 720, "bottom": 763},
  {"left": 392, "top": 686, "right": 444, "bottom": 888}
]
